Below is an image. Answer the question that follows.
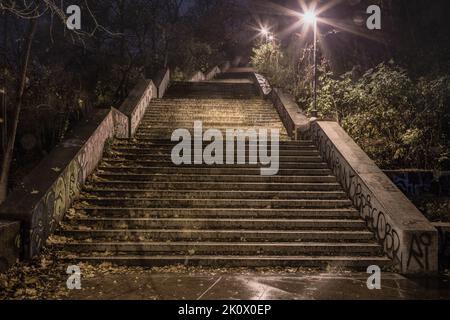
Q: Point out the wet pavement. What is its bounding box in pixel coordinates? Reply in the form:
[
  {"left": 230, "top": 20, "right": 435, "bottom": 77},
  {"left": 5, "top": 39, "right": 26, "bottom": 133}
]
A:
[{"left": 66, "top": 271, "right": 450, "bottom": 300}]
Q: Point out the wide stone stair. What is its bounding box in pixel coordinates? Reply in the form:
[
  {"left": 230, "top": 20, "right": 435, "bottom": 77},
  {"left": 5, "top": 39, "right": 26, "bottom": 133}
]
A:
[{"left": 53, "top": 75, "right": 391, "bottom": 269}]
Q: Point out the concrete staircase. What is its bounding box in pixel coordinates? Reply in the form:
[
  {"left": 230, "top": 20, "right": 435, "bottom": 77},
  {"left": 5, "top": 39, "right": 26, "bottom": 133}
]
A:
[{"left": 54, "top": 75, "right": 391, "bottom": 268}]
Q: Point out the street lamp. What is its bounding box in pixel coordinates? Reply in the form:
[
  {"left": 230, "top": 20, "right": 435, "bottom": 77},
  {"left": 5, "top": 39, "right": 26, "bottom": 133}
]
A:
[
  {"left": 261, "top": 27, "right": 269, "bottom": 36},
  {"left": 304, "top": 10, "right": 317, "bottom": 25},
  {"left": 260, "top": 27, "right": 275, "bottom": 43},
  {"left": 301, "top": 10, "right": 319, "bottom": 117}
]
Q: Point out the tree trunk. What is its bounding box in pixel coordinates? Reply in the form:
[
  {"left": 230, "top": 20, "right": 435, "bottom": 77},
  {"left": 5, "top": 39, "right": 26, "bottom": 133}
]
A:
[{"left": 0, "top": 18, "right": 38, "bottom": 204}]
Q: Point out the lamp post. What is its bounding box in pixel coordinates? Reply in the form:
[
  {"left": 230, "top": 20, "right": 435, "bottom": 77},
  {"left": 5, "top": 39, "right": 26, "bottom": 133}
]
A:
[{"left": 303, "top": 11, "right": 318, "bottom": 117}]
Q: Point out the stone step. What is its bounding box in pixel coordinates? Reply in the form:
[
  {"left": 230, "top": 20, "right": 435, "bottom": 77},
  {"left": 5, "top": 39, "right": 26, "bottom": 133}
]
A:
[
  {"left": 142, "top": 113, "right": 281, "bottom": 119},
  {"left": 142, "top": 110, "right": 281, "bottom": 114},
  {"left": 169, "top": 81, "right": 256, "bottom": 86},
  {"left": 137, "top": 126, "right": 287, "bottom": 132},
  {"left": 147, "top": 105, "right": 273, "bottom": 111},
  {"left": 135, "top": 132, "right": 290, "bottom": 138},
  {"left": 148, "top": 101, "right": 270, "bottom": 104},
  {"left": 114, "top": 139, "right": 316, "bottom": 147},
  {"left": 150, "top": 100, "right": 269, "bottom": 104},
  {"left": 132, "top": 133, "right": 292, "bottom": 142},
  {"left": 165, "top": 91, "right": 257, "bottom": 97},
  {"left": 102, "top": 160, "right": 328, "bottom": 169},
  {"left": 146, "top": 110, "right": 274, "bottom": 114},
  {"left": 59, "top": 255, "right": 392, "bottom": 268},
  {"left": 140, "top": 113, "right": 283, "bottom": 118},
  {"left": 112, "top": 142, "right": 318, "bottom": 150},
  {"left": 144, "top": 106, "right": 277, "bottom": 111},
  {"left": 142, "top": 113, "right": 279, "bottom": 117},
  {"left": 104, "top": 154, "right": 321, "bottom": 163},
  {"left": 77, "top": 197, "right": 353, "bottom": 208},
  {"left": 59, "top": 229, "right": 375, "bottom": 242},
  {"left": 146, "top": 111, "right": 274, "bottom": 116},
  {"left": 165, "top": 88, "right": 257, "bottom": 95},
  {"left": 139, "top": 122, "right": 284, "bottom": 128},
  {"left": 110, "top": 147, "right": 319, "bottom": 157},
  {"left": 56, "top": 241, "right": 383, "bottom": 256},
  {"left": 134, "top": 134, "right": 292, "bottom": 141},
  {"left": 141, "top": 117, "right": 281, "bottom": 122},
  {"left": 164, "top": 87, "right": 257, "bottom": 92},
  {"left": 88, "top": 181, "right": 341, "bottom": 191},
  {"left": 150, "top": 97, "right": 266, "bottom": 104},
  {"left": 166, "top": 86, "right": 256, "bottom": 93},
  {"left": 76, "top": 207, "right": 361, "bottom": 219},
  {"left": 163, "top": 94, "right": 258, "bottom": 100},
  {"left": 148, "top": 101, "right": 272, "bottom": 105},
  {"left": 147, "top": 108, "right": 273, "bottom": 112},
  {"left": 98, "top": 167, "right": 331, "bottom": 176},
  {"left": 64, "top": 218, "right": 366, "bottom": 230},
  {"left": 83, "top": 189, "right": 347, "bottom": 200},
  {"left": 150, "top": 98, "right": 265, "bottom": 102},
  {"left": 94, "top": 173, "right": 338, "bottom": 183},
  {"left": 138, "top": 128, "right": 286, "bottom": 134}
]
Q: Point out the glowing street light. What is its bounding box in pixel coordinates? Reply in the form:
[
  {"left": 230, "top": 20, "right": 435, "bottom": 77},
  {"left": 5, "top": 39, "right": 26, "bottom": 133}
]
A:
[
  {"left": 301, "top": 10, "right": 319, "bottom": 117},
  {"left": 260, "top": 27, "right": 274, "bottom": 43},
  {"left": 304, "top": 10, "right": 317, "bottom": 24},
  {"left": 260, "top": 27, "right": 269, "bottom": 37}
]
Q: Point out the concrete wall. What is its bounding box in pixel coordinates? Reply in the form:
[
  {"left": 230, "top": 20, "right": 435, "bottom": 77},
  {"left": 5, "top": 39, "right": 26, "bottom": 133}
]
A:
[
  {"left": 112, "top": 107, "right": 129, "bottom": 139},
  {"left": 252, "top": 70, "right": 443, "bottom": 273},
  {"left": 0, "top": 78, "right": 157, "bottom": 263},
  {"left": 252, "top": 73, "right": 272, "bottom": 97},
  {"left": 311, "top": 121, "right": 438, "bottom": 274},
  {"left": 188, "top": 61, "right": 232, "bottom": 82},
  {"left": 270, "top": 89, "right": 311, "bottom": 140},
  {"left": 251, "top": 74, "right": 311, "bottom": 141},
  {"left": 189, "top": 71, "right": 206, "bottom": 82},
  {"left": 0, "top": 110, "right": 116, "bottom": 259},
  {"left": 153, "top": 68, "right": 171, "bottom": 98},
  {"left": 205, "top": 66, "right": 221, "bottom": 80},
  {"left": 118, "top": 79, "right": 156, "bottom": 137}
]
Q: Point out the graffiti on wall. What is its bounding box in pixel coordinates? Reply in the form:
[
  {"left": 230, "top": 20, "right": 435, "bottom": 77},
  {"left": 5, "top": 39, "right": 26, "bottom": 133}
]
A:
[
  {"left": 27, "top": 112, "right": 116, "bottom": 258},
  {"left": 0, "top": 79, "right": 157, "bottom": 260},
  {"left": 385, "top": 171, "right": 450, "bottom": 198},
  {"left": 311, "top": 122, "right": 436, "bottom": 273},
  {"left": 112, "top": 108, "right": 129, "bottom": 139}
]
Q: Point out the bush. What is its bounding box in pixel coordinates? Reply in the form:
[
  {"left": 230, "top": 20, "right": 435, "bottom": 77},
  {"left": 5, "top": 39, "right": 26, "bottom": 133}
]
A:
[{"left": 251, "top": 44, "right": 450, "bottom": 170}]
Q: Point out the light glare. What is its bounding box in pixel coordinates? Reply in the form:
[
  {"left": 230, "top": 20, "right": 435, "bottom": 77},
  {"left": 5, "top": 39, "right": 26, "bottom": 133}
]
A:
[
  {"left": 260, "top": 27, "right": 269, "bottom": 36},
  {"left": 303, "top": 10, "right": 317, "bottom": 24}
]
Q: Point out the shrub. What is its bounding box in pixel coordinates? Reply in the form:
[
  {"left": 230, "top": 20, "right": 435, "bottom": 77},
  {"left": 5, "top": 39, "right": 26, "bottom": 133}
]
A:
[{"left": 251, "top": 43, "right": 450, "bottom": 170}]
